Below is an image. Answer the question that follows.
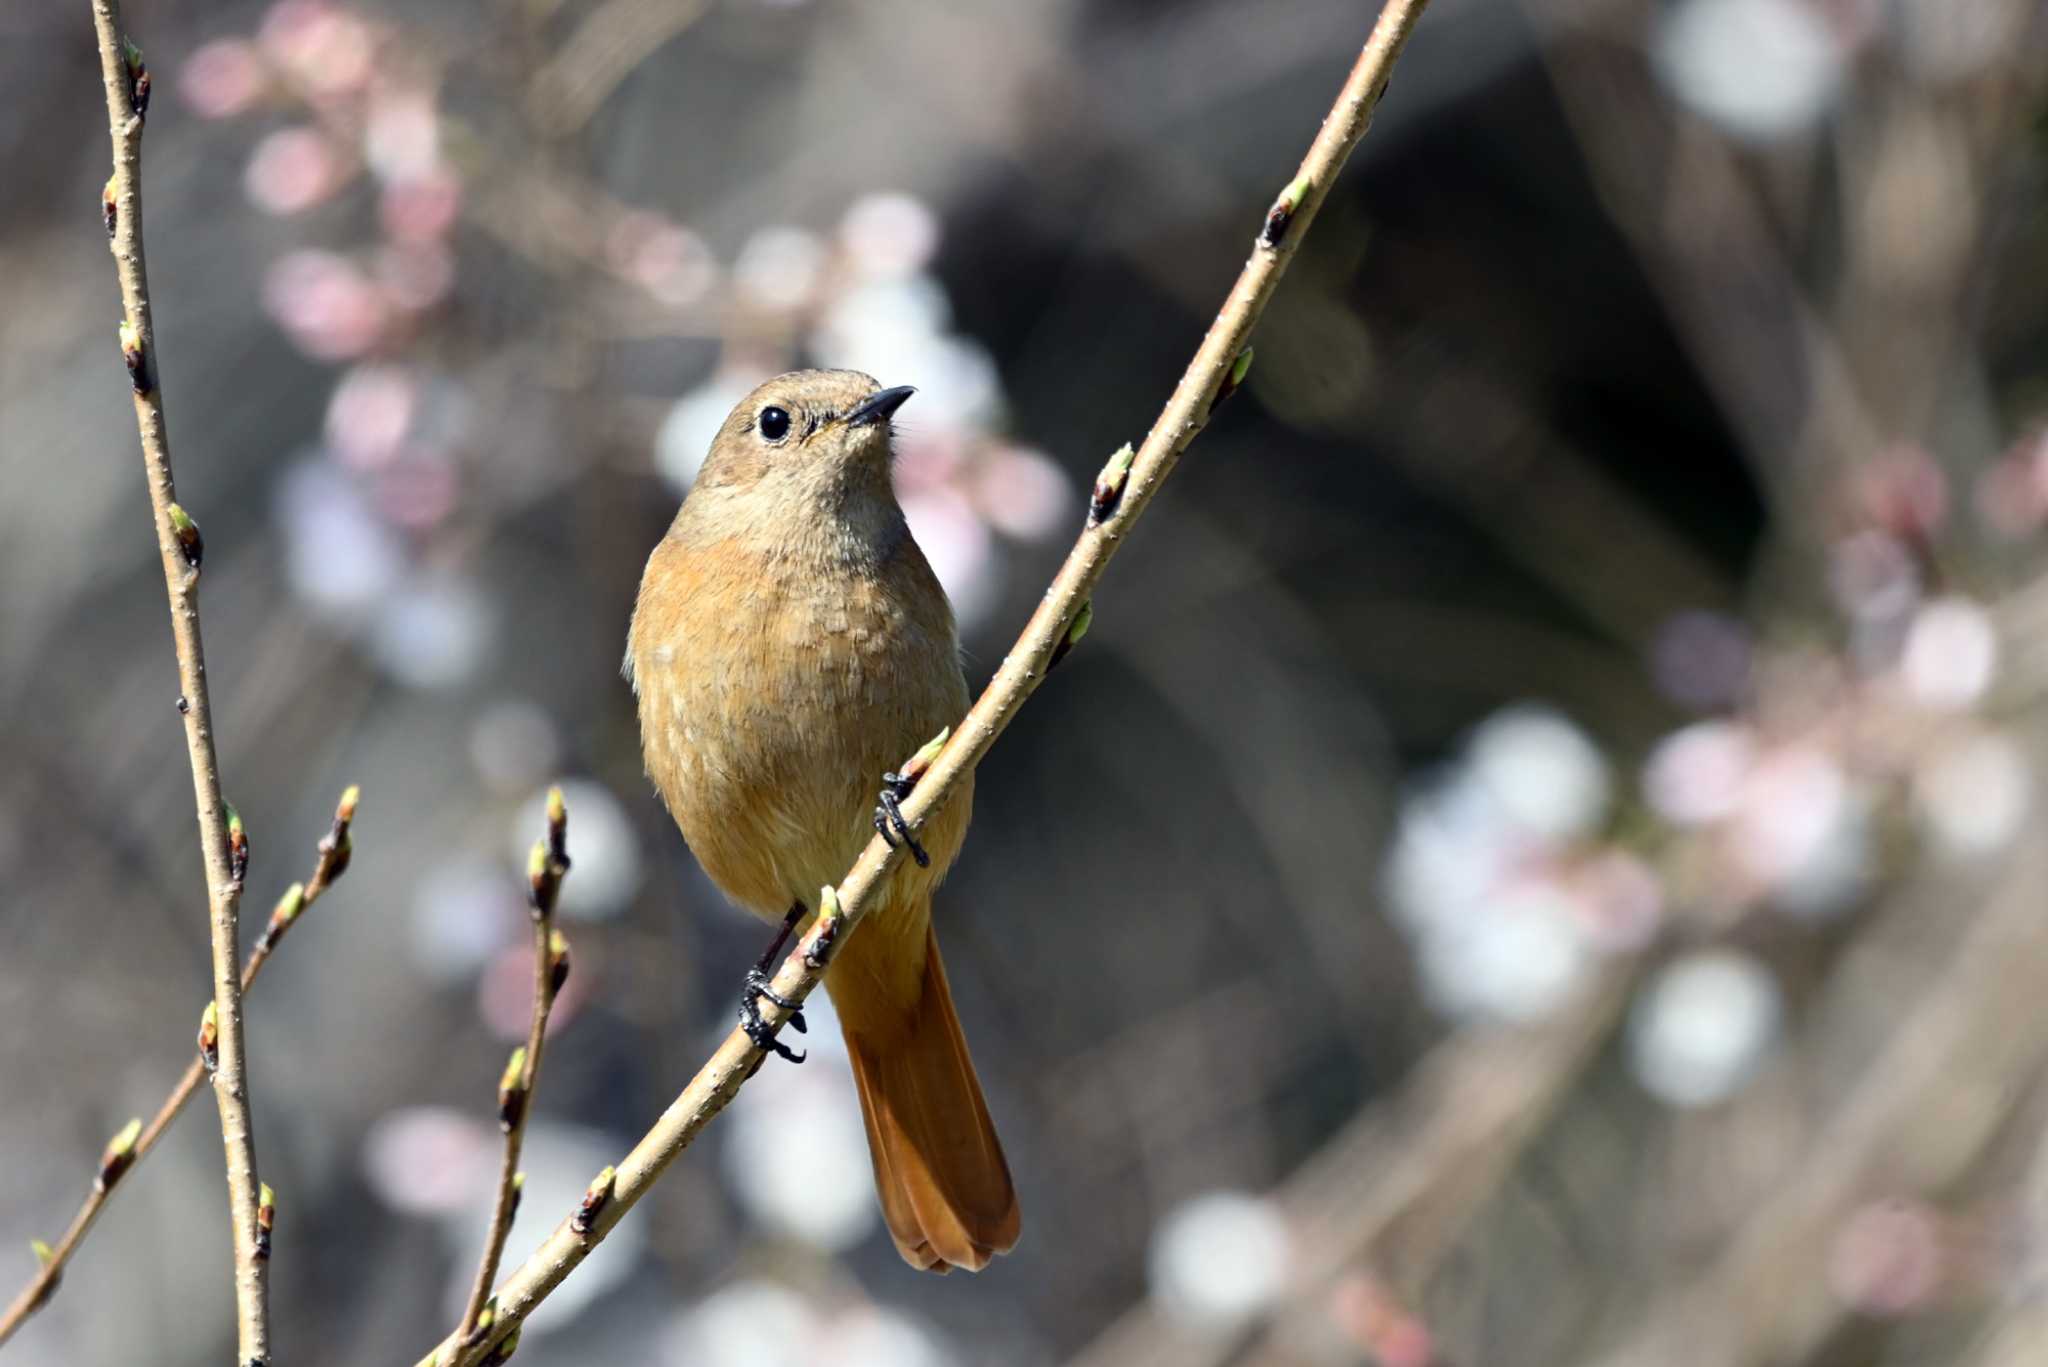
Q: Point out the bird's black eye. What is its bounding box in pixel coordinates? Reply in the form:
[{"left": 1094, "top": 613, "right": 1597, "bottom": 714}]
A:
[{"left": 758, "top": 406, "right": 791, "bottom": 441}]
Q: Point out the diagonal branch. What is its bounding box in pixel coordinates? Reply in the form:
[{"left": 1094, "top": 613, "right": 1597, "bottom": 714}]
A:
[
  {"left": 420, "top": 2, "right": 1435, "bottom": 1360},
  {"left": 0, "top": 790, "right": 356, "bottom": 1350},
  {"left": 87, "top": 2, "right": 270, "bottom": 1358},
  {"left": 453, "top": 790, "right": 572, "bottom": 1350}
]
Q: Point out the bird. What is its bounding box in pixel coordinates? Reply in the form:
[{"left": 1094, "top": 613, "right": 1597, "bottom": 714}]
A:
[{"left": 626, "top": 368, "right": 1020, "bottom": 1273}]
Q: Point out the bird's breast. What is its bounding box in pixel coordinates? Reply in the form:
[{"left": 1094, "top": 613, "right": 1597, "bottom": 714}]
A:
[{"left": 629, "top": 531, "right": 971, "bottom": 918}]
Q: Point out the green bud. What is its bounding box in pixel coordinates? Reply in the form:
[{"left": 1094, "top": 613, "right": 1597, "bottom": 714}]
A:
[
  {"left": 573, "top": 1165, "right": 616, "bottom": 1235},
  {"left": 1048, "top": 599, "right": 1094, "bottom": 674},
  {"left": 1209, "top": 345, "right": 1255, "bottom": 415},
  {"left": 1089, "top": 443, "right": 1136, "bottom": 525},
  {"left": 901, "top": 727, "right": 950, "bottom": 783},
  {"left": 497, "top": 1048, "right": 529, "bottom": 1131},
  {"left": 97, "top": 1117, "right": 143, "bottom": 1190},
  {"left": 165, "top": 502, "right": 201, "bottom": 564}
]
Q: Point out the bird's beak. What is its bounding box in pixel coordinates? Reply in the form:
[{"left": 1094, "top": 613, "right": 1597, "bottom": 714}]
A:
[{"left": 847, "top": 385, "right": 916, "bottom": 428}]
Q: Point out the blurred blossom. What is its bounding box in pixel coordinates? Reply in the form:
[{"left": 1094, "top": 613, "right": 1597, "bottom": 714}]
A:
[
  {"left": 1649, "top": 610, "right": 1753, "bottom": 711},
  {"left": 1732, "top": 746, "right": 1869, "bottom": 917},
  {"left": 245, "top": 127, "right": 343, "bottom": 216},
  {"left": 1466, "top": 704, "right": 1610, "bottom": 842},
  {"left": 1829, "top": 530, "right": 1920, "bottom": 625},
  {"left": 364, "top": 89, "right": 441, "bottom": 182},
  {"left": 607, "top": 212, "right": 718, "bottom": 308},
  {"left": 1828, "top": 1198, "right": 1946, "bottom": 1315},
  {"left": 814, "top": 1308, "right": 953, "bottom": 1367},
  {"left": 1768, "top": 793, "right": 1871, "bottom": 919},
  {"left": 1422, "top": 878, "right": 1590, "bottom": 1023},
  {"left": 1388, "top": 710, "right": 1630, "bottom": 1021},
  {"left": 375, "top": 241, "right": 456, "bottom": 311},
  {"left": 912, "top": 335, "right": 1004, "bottom": 429},
  {"left": 513, "top": 780, "right": 643, "bottom": 920},
  {"left": 1644, "top": 721, "right": 1756, "bottom": 827},
  {"left": 901, "top": 488, "right": 997, "bottom": 628},
  {"left": 479, "top": 935, "right": 591, "bottom": 1038},
  {"left": 326, "top": 363, "right": 417, "bottom": 470},
  {"left": 260, "top": 1, "right": 374, "bottom": 97},
  {"left": 275, "top": 456, "right": 406, "bottom": 618},
  {"left": 180, "top": 39, "right": 265, "bottom": 119},
  {"left": 839, "top": 192, "right": 941, "bottom": 281},
  {"left": 811, "top": 276, "right": 954, "bottom": 369},
  {"left": 1655, "top": 0, "right": 1844, "bottom": 142},
  {"left": 1148, "top": 1191, "right": 1291, "bottom": 1330},
  {"left": 735, "top": 226, "right": 826, "bottom": 311},
  {"left": 1900, "top": 597, "right": 1997, "bottom": 710},
  {"left": 970, "top": 446, "right": 1071, "bottom": 541},
  {"left": 811, "top": 297, "right": 1004, "bottom": 428},
  {"left": 1384, "top": 768, "right": 1519, "bottom": 943},
  {"left": 893, "top": 426, "right": 968, "bottom": 495},
  {"left": 373, "top": 449, "right": 461, "bottom": 529},
  {"left": 1974, "top": 441, "right": 2048, "bottom": 539},
  {"left": 1629, "top": 949, "right": 1782, "bottom": 1107},
  {"left": 1853, "top": 447, "right": 1948, "bottom": 544},
  {"left": 1575, "top": 850, "right": 1665, "bottom": 952},
  {"left": 1328, "top": 1275, "right": 1435, "bottom": 1367},
  {"left": 368, "top": 573, "right": 495, "bottom": 689},
  {"left": 721, "top": 995, "right": 875, "bottom": 1251},
  {"left": 380, "top": 172, "right": 462, "bottom": 245},
  {"left": 411, "top": 855, "right": 522, "bottom": 982},
  {"left": 453, "top": 1123, "right": 646, "bottom": 1332},
  {"left": 470, "top": 700, "right": 564, "bottom": 794},
  {"left": 264, "top": 249, "right": 389, "bottom": 360},
  {"left": 665, "top": 1280, "right": 817, "bottom": 1367},
  {"left": 1915, "top": 730, "right": 2031, "bottom": 859},
  {"left": 362, "top": 1105, "right": 494, "bottom": 1216},
  {"left": 657, "top": 367, "right": 771, "bottom": 490}
]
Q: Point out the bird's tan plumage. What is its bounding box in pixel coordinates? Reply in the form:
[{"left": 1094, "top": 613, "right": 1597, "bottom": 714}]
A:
[{"left": 627, "top": 369, "right": 1018, "bottom": 1272}]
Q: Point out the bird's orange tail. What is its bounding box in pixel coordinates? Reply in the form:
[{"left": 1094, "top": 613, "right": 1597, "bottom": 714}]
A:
[{"left": 830, "top": 917, "right": 1019, "bottom": 1273}]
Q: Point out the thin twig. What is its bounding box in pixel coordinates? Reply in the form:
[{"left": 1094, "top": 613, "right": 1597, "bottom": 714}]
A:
[
  {"left": 453, "top": 790, "right": 572, "bottom": 1349},
  {"left": 87, "top": 4, "right": 270, "bottom": 1356},
  {"left": 0, "top": 789, "right": 356, "bottom": 1350},
  {"left": 415, "top": 2, "right": 1434, "bottom": 1360}
]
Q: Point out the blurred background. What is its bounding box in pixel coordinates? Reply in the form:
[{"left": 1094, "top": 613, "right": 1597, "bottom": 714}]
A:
[{"left": 3, "top": 0, "right": 2047, "bottom": 1362}]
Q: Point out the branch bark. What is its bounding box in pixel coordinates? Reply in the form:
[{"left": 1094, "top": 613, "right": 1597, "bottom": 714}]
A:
[
  {"left": 87, "top": 3, "right": 270, "bottom": 1359},
  {"left": 419, "top": 2, "right": 1435, "bottom": 1360}
]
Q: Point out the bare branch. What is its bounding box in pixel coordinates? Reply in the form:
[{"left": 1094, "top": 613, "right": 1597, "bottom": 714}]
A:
[
  {"left": 0, "top": 789, "right": 357, "bottom": 1349},
  {"left": 452, "top": 790, "right": 572, "bottom": 1355},
  {"left": 85, "top": 0, "right": 271, "bottom": 1350}
]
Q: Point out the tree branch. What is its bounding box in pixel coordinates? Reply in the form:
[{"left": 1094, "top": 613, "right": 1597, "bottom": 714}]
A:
[
  {"left": 0, "top": 790, "right": 356, "bottom": 1349},
  {"left": 87, "top": 2, "right": 270, "bottom": 1358},
  {"left": 453, "top": 790, "right": 572, "bottom": 1351},
  {"left": 418, "top": 2, "right": 1435, "bottom": 1359}
]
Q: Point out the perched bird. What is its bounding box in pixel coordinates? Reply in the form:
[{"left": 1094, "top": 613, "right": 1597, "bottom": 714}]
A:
[{"left": 626, "top": 369, "right": 1020, "bottom": 1272}]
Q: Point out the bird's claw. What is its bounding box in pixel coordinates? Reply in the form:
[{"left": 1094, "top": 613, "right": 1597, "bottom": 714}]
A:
[
  {"left": 740, "top": 967, "right": 806, "bottom": 1063},
  {"left": 873, "top": 771, "right": 930, "bottom": 868}
]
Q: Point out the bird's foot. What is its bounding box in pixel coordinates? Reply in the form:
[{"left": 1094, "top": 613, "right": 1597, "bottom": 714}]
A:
[
  {"left": 740, "top": 902, "right": 808, "bottom": 1064},
  {"left": 739, "top": 966, "right": 806, "bottom": 1063},
  {"left": 873, "top": 771, "right": 930, "bottom": 868}
]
